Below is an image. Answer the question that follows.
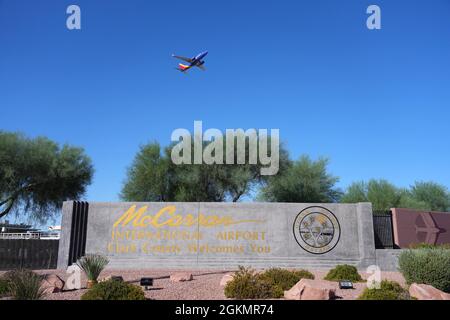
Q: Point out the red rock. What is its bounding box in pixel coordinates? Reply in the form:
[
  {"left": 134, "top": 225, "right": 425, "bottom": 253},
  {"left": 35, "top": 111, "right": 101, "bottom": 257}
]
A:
[
  {"left": 219, "top": 274, "right": 234, "bottom": 286},
  {"left": 409, "top": 283, "right": 450, "bottom": 300},
  {"left": 170, "top": 272, "right": 193, "bottom": 282},
  {"left": 41, "top": 274, "right": 65, "bottom": 294},
  {"left": 284, "top": 279, "right": 336, "bottom": 300}
]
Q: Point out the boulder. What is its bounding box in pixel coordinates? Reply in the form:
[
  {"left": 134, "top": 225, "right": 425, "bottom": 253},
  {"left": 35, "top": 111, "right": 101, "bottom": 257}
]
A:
[
  {"left": 41, "top": 274, "right": 65, "bottom": 294},
  {"left": 170, "top": 272, "right": 193, "bottom": 282},
  {"left": 409, "top": 283, "right": 450, "bottom": 300},
  {"left": 284, "top": 279, "right": 336, "bottom": 300},
  {"left": 220, "top": 274, "right": 234, "bottom": 287}
]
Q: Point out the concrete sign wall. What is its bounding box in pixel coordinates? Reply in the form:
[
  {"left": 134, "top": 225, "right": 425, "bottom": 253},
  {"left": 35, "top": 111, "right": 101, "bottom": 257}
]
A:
[
  {"left": 57, "top": 202, "right": 376, "bottom": 269},
  {"left": 392, "top": 208, "right": 450, "bottom": 248}
]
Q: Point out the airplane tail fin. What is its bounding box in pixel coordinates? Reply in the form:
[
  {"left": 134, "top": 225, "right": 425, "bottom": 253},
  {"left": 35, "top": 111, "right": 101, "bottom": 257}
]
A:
[{"left": 178, "top": 63, "right": 191, "bottom": 72}]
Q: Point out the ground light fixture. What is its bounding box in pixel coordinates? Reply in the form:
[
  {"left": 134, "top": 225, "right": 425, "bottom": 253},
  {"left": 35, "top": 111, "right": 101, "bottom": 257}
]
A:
[
  {"left": 339, "top": 280, "right": 353, "bottom": 289},
  {"left": 111, "top": 276, "right": 123, "bottom": 282},
  {"left": 140, "top": 277, "right": 154, "bottom": 290}
]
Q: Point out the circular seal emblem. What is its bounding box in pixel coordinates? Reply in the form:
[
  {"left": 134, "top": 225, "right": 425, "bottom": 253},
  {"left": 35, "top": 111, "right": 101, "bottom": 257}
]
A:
[{"left": 293, "top": 206, "right": 340, "bottom": 254}]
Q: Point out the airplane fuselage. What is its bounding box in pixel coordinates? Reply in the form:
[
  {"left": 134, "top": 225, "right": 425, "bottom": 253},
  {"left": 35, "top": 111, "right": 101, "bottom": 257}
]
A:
[{"left": 190, "top": 51, "right": 208, "bottom": 67}]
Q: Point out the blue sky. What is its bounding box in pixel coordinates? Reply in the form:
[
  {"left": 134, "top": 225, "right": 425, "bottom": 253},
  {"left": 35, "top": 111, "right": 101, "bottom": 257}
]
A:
[{"left": 1, "top": 0, "right": 450, "bottom": 215}]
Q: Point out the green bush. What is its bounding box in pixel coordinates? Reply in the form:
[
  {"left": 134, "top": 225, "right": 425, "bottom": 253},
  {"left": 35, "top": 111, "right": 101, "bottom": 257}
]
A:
[
  {"left": 324, "top": 264, "right": 362, "bottom": 282},
  {"left": 77, "top": 254, "right": 109, "bottom": 281},
  {"left": 399, "top": 248, "right": 450, "bottom": 293},
  {"left": 81, "top": 279, "right": 145, "bottom": 300},
  {"left": 0, "top": 277, "right": 10, "bottom": 297},
  {"left": 3, "top": 269, "right": 45, "bottom": 300},
  {"left": 409, "top": 243, "right": 450, "bottom": 250},
  {"left": 258, "top": 268, "right": 314, "bottom": 291},
  {"left": 224, "top": 266, "right": 314, "bottom": 299},
  {"left": 358, "top": 280, "right": 411, "bottom": 300},
  {"left": 224, "top": 266, "right": 284, "bottom": 299}
]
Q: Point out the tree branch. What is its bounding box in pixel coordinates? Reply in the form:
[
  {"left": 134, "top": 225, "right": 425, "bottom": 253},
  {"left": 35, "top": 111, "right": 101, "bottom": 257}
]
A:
[
  {"left": 232, "top": 185, "right": 247, "bottom": 202},
  {"left": 0, "top": 195, "right": 15, "bottom": 207},
  {"left": 0, "top": 182, "right": 39, "bottom": 219},
  {"left": 0, "top": 197, "right": 17, "bottom": 219}
]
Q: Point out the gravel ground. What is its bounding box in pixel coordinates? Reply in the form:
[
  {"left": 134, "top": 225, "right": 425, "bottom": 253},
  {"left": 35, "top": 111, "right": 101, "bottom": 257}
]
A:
[{"left": 0, "top": 269, "right": 406, "bottom": 300}]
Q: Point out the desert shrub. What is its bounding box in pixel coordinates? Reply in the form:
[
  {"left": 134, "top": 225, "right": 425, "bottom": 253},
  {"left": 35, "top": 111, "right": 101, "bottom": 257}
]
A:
[
  {"left": 257, "top": 268, "right": 314, "bottom": 291},
  {"left": 399, "top": 248, "right": 450, "bottom": 293},
  {"left": 0, "top": 277, "right": 10, "bottom": 297},
  {"left": 224, "top": 266, "right": 283, "bottom": 299},
  {"left": 358, "top": 280, "right": 411, "bottom": 300},
  {"left": 81, "top": 279, "right": 145, "bottom": 300},
  {"left": 409, "top": 243, "right": 450, "bottom": 250},
  {"left": 77, "top": 254, "right": 109, "bottom": 281},
  {"left": 3, "top": 269, "right": 45, "bottom": 300},
  {"left": 324, "top": 264, "right": 362, "bottom": 282}
]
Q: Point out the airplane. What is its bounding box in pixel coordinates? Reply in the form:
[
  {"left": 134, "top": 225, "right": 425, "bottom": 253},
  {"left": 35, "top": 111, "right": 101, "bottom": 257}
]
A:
[{"left": 172, "top": 51, "right": 208, "bottom": 72}]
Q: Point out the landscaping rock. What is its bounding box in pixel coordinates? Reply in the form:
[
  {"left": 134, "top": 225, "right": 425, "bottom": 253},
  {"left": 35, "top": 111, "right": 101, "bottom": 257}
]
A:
[
  {"left": 42, "top": 274, "right": 65, "bottom": 294},
  {"left": 409, "top": 283, "right": 450, "bottom": 300},
  {"left": 219, "top": 274, "right": 234, "bottom": 287},
  {"left": 170, "top": 272, "right": 193, "bottom": 282},
  {"left": 284, "top": 279, "right": 336, "bottom": 300}
]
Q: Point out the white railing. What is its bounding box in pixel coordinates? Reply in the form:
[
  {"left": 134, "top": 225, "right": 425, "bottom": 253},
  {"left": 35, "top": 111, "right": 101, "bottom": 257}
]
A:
[{"left": 0, "top": 232, "right": 60, "bottom": 240}]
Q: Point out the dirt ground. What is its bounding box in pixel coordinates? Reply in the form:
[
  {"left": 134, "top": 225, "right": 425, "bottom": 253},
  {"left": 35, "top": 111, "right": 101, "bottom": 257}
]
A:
[{"left": 1, "top": 268, "right": 406, "bottom": 300}]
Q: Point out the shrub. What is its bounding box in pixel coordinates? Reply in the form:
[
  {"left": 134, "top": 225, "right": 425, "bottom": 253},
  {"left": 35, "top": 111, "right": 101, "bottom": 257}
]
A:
[
  {"left": 399, "top": 248, "right": 450, "bottom": 293},
  {"left": 77, "top": 254, "right": 109, "bottom": 281},
  {"left": 258, "top": 268, "right": 314, "bottom": 291},
  {"left": 81, "top": 279, "right": 145, "bottom": 300},
  {"left": 324, "top": 264, "right": 362, "bottom": 282},
  {"left": 3, "top": 269, "right": 45, "bottom": 300},
  {"left": 0, "top": 277, "right": 10, "bottom": 297},
  {"left": 358, "top": 280, "right": 411, "bottom": 300},
  {"left": 224, "top": 267, "right": 314, "bottom": 299},
  {"left": 409, "top": 243, "right": 450, "bottom": 250},
  {"left": 224, "top": 266, "right": 283, "bottom": 299}
]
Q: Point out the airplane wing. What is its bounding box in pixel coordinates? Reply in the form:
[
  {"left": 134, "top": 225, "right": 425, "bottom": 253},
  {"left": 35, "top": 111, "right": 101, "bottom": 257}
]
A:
[
  {"left": 172, "top": 54, "right": 193, "bottom": 63},
  {"left": 196, "top": 64, "right": 206, "bottom": 71}
]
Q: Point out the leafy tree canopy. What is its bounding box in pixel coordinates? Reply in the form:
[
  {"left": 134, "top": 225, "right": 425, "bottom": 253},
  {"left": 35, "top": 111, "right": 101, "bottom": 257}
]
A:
[
  {"left": 341, "top": 179, "right": 450, "bottom": 212},
  {"left": 120, "top": 140, "right": 290, "bottom": 202},
  {"left": 0, "top": 131, "right": 94, "bottom": 223},
  {"left": 258, "top": 155, "right": 342, "bottom": 203},
  {"left": 410, "top": 181, "right": 450, "bottom": 212}
]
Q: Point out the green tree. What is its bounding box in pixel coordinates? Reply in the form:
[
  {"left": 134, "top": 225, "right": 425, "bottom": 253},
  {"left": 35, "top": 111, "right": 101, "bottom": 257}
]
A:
[
  {"left": 258, "top": 155, "right": 342, "bottom": 203},
  {"left": 341, "top": 179, "right": 400, "bottom": 212},
  {"left": 396, "top": 189, "right": 429, "bottom": 211},
  {"left": 341, "top": 179, "right": 450, "bottom": 212},
  {"left": 121, "top": 140, "right": 290, "bottom": 202},
  {"left": 120, "top": 142, "right": 175, "bottom": 201},
  {"left": 339, "top": 181, "right": 367, "bottom": 203},
  {"left": 0, "top": 132, "right": 94, "bottom": 223},
  {"left": 366, "top": 179, "right": 401, "bottom": 212},
  {"left": 410, "top": 181, "right": 450, "bottom": 211}
]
